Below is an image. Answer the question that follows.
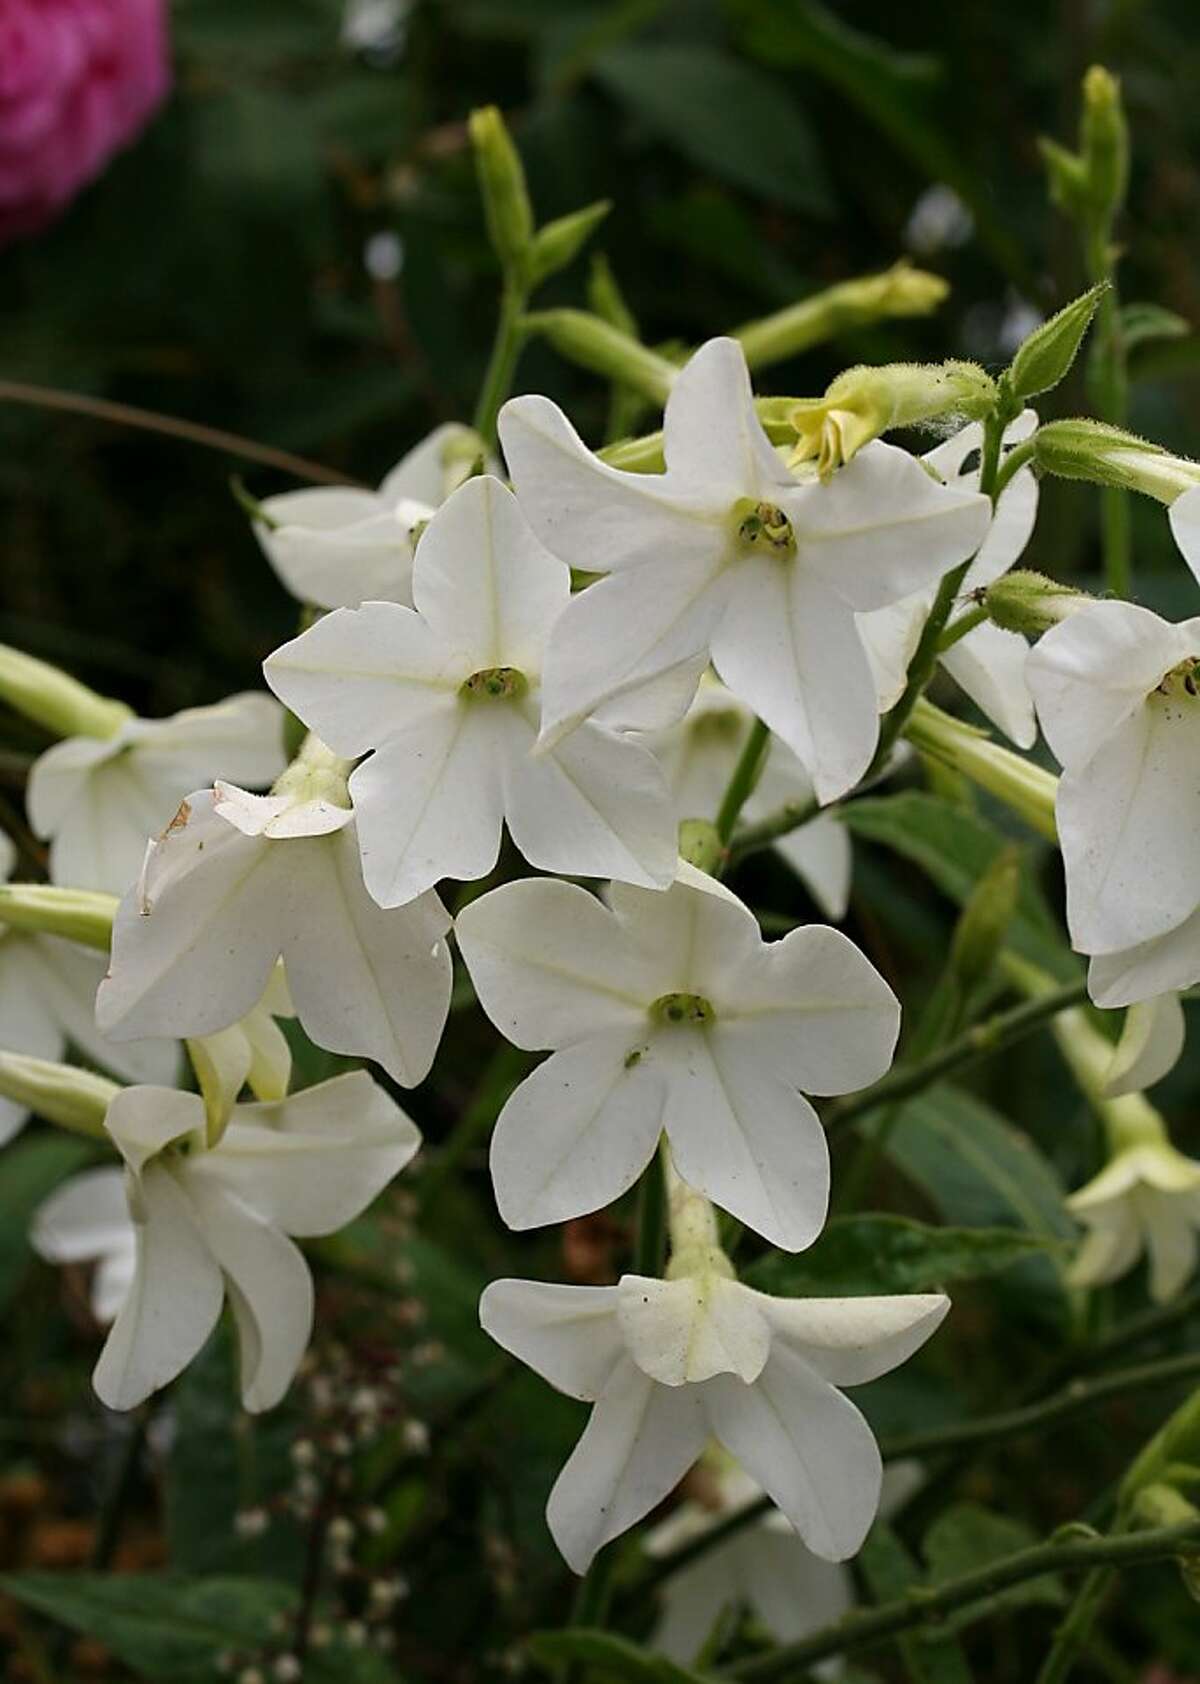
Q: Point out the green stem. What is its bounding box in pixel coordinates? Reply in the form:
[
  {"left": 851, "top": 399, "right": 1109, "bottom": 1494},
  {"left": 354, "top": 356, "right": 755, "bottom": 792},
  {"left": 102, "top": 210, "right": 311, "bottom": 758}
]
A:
[
  {"left": 91, "top": 1407, "right": 149, "bottom": 1569},
  {"left": 1036, "top": 1563, "right": 1117, "bottom": 1684},
  {"left": 823, "top": 978, "right": 1089, "bottom": 1136},
  {"left": 715, "top": 718, "right": 770, "bottom": 849},
  {"left": 473, "top": 281, "right": 529, "bottom": 450},
  {"left": 727, "top": 1520, "right": 1200, "bottom": 1681},
  {"left": 937, "top": 601, "right": 991, "bottom": 652},
  {"left": 417, "top": 1043, "right": 528, "bottom": 1214},
  {"left": 992, "top": 433, "right": 1038, "bottom": 502},
  {"left": 726, "top": 795, "right": 819, "bottom": 868},
  {"left": 1086, "top": 231, "right": 1131, "bottom": 598},
  {"left": 634, "top": 1148, "right": 667, "bottom": 1277}
]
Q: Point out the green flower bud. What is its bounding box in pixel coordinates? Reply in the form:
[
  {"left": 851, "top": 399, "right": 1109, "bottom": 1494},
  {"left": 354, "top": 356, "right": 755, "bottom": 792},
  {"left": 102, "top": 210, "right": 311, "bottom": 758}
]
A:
[
  {"left": 735, "top": 262, "right": 949, "bottom": 373},
  {"left": 469, "top": 105, "right": 534, "bottom": 277},
  {"left": 528, "top": 201, "right": 611, "bottom": 289},
  {"left": 1081, "top": 65, "right": 1129, "bottom": 227},
  {"left": 521, "top": 310, "right": 676, "bottom": 406},
  {"left": 1038, "top": 136, "right": 1089, "bottom": 218},
  {"left": 0, "top": 644, "right": 132, "bottom": 741},
  {"left": 678, "top": 819, "right": 723, "bottom": 876},
  {"left": 1131, "top": 1481, "right": 1200, "bottom": 1532},
  {"left": 983, "top": 571, "right": 1091, "bottom": 638},
  {"left": 1034, "top": 420, "right": 1200, "bottom": 504},
  {"left": 950, "top": 847, "right": 1020, "bottom": 989},
  {"left": 905, "top": 699, "right": 1058, "bottom": 842},
  {"left": 0, "top": 1050, "right": 115, "bottom": 1140},
  {"left": 789, "top": 361, "right": 997, "bottom": 480},
  {"left": 1005, "top": 283, "right": 1106, "bottom": 404},
  {"left": 588, "top": 253, "right": 638, "bottom": 338},
  {"left": 0, "top": 883, "right": 116, "bottom": 950}
]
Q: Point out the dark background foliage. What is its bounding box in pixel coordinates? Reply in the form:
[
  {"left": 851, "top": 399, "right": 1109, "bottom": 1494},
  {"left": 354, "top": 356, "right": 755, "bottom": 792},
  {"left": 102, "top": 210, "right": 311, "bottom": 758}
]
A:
[{"left": 1, "top": 2, "right": 1200, "bottom": 1680}]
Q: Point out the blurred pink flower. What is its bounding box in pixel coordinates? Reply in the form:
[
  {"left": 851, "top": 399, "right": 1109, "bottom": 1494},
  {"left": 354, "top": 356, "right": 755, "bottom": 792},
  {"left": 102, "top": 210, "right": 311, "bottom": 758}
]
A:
[{"left": 0, "top": 0, "right": 170, "bottom": 243}]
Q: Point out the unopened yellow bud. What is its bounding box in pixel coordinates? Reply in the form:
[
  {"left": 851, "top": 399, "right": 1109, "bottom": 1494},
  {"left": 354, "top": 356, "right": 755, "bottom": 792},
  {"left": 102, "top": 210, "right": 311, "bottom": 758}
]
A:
[
  {"left": 735, "top": 262, "right": 948, "bottom": 372},
  {"left": 1081, "top": 65, "right": 1129, "bottom": 226},
  {"left": 0, "top": 883, "right": 115, "bottom": 950},
  {"left": 469, "top": 105, "right": 534, "bottom": 277},
  {"left": 789, "top": 361, "right": 997, "bottom": 479}
]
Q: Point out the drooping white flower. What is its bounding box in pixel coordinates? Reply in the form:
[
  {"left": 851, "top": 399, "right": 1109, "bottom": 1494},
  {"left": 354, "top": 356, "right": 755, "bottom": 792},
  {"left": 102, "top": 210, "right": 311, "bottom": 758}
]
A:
[
  {"left": 455, "top": 865, "right": 899, "bottom": 1249},
  {"left": 0, "top": 831, "right": 176, "bottom": 1144},
  {"left": 264, "top": 475, "right": 677, "bottom": 907},
  {"left": 480, "top": 1269, "right": 947, "bottom": 1573},
  {"left": 858, "top": 413, "right": 1041, "bottom": 747},
  {"left": 96, "top": 764, "right": 451, "bottom": 1087},
  {"left": 1068, "top": 1120, "right": 1200, "bottom": 1303},
  {"left": 31, "top": 1166, "right": 136, "bottom": 1324},
  {"left": 500, "top": 337, "right": 990, "bottom": 802},
  {"left": 253, "top": 424, "right": 494, "bottom": 610},
  {"left": 644, "top": 1459, "right": 922, "bottom": 1670},
  {"left": 27, "top": 692, "right": 286, "bottom": 896},
  {"left": 1026, "top": 599, "right": 1200, "bottom": 999},
  {"left": 91, "top": 1070, "right": 421, "bottom": 1411},
  {"left": 644, "top": 678, "right": 850, "bottom": 919}
]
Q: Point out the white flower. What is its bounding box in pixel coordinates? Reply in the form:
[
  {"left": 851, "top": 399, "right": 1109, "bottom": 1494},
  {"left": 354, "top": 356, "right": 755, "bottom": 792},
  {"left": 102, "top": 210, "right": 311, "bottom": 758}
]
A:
[
  {"left": 31, "top": 1167, "right": 136, "bottom": 1324},
  {"left": 264, "top": 475, "right": 677, "bottom": 907},
  {"left": 96, "top": 775, "right": 451, "bottom": 1087},
  {"left": 857, "top": 413, "right": 1040, "bottom": 747},
  {"left": 645, "top": 679, "right": 851, "bottom": 919},
  {"left": 0, "top": 831, "right": 176, "bottom": 1144},
  {"left": 27, "top": 692, "right": 286, "bottom": 895},
  {"left": 645, "top": 1460, "right": 921, "bottom": 1670},
  {"left": 1168, "top": 483, "right": 1200, "bottom": 586},
  {"left": 454, "top": 865, "right": 899, "bottom": 1249},
  {"left": 254, "top": 424, "right": 493, "bottom": 610},
  {"left": 1102, "top": 993, "right": 1186, "bottom": 1097},
  {"left": 1026, "top": 599, "right": 1200, "bottom": 997},
  {"left": 499, "top": 337, "right": 990, "bottom": 802},
  {"left": 1068, "top": 1124, "right": 1200, "bottom": 1303},
  {"left": 480, "top": 1269, "right": 947, "bottom": 1573},
  {"left": 91, "top": 1070, "right": 421, "bottom": 1411}
]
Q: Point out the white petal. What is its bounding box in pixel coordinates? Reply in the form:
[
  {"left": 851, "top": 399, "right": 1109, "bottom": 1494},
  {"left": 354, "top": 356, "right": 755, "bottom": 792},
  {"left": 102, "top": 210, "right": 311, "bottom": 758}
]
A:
[
  {"left": 743, "top": 1531, "right": 854, "bottom": 1648},
  {"left": 702, "top": 1346, "right": 882, "bottom": 1561},
  {"left": 489, "top": 1029, "right": 668, "bottom": 1230},
  {"left": 22, "top": 936, "right": 179, "bottom": 1088},
  {"left": 92, "top": 1164, "right": 224, "bottom": 1410},
  {"left": 0, "top": 939, "right": 64, "bottom": 1141},
  {"left": 594, "top": 650, "right": 712, "bottom": 734},
  {"left": 963, "top": 464, "right": 1039, "bottom": 590},
  {"left": 940, "top": 621, "right": 1036, "bottom": 747},
  {"left": 0, "top": 829, "right": 15, "bottom": 880},
  {"left": 773, "top": 815, "right": 852, "bottom": 921},
  {"left": 31, "top": 1167, "right": 132, "bottom": 1264},
  {"left": 856, "top": 594, "right": 927, "bottom": 713},
  {"left": 265, "top": 602, "right": 462, "bottom": 758},
  {"left": 282, "top": 828, "right": 451, "bottom": 1084},
  {"left": 93, "top": 1248, "right": 137, "bottom": 1325},
  {"left": 609, "top": 870, "right": 764, "bottom": 1004},
  {"left": 34, "top": 741, "right": 187, "bottom": 896},
  {"left": 1058, "top": 701, "right": 1200, "bottom": 953},
  {"left": 26, "top": 734, "right": 119, "bottom": 840},
  {"left": 187, "top": 1023, "right": 252, "bottom": 1138},
  {"left": 547, "top": 1358, "right": 708, "bottom": 1574},
  {"left": 652, "top": 1548, "right": 746, "bottom": 1664},
  {"left": 756, "top": 1292, "right": 950, "bottom": 1385},
  {"left": 662, "top": 338, "right": 794, "bottom": 501},
  {"left": 1103, "top": 994, "right": 1186, "bottom": 1096},
  {"left": 505, "top": 715, "right": 676, "bottom": 888},
  {"left": 1026, "top": 601, "right": 1188, "bottom": 772},
  {"left": 378, "top": 422, "right": 494, "bottom": 508},
  {"left": 711, "top": 568, "right": 879, "bottom": 804},
  {"left": 722, "top": 924, "right": 899, "bottom": 1095},
  {"left": 1089, "top": 912, "right": 1200, "bottom": 1008},
  {"left": 785, "top": 439, "right": 991, "bottom": 613},
  {"left": 617, "top": 1273, "right": 770, "bottom": 1386},
  {"left": 1168, "top": 485, "right": 1200, "bottom": 587},
  {"left": 212, "top": 781, "right": 353, "bottom": 840},
  {"left": 184, "top": 1177, "right": 313, "bottom": 1412},
  {"left": 1143, "top": 1192, "right": 1199, "bottom": 1302},
  {"left": 255, "top": 489, "right": 413, "bottom": 611},
  {"left": 193, "top": 1069, "right": 420, "bottom": 1237},
  {"left": 350, "top": 711, "right": 506, "bottom": 906},
  {"left": 1068, "top": 1204, "right": 1142, "bottom": 1288},
  {"left": 479, "top": 1277, "right": 624, "bottom": 1401},
  {"left": 131, "top": 694, "right": 286, "bottom": 791},
  {"left": 454, "top": 879, "right": 652, "bottom": 1049},
  {"left": 412, "top": 476, "right": 569, "bottom": 674},
  {"left": 104, "top": 1085, "right": 205, "bottom": 1178},
  {"left": 661, "top": 1026, "right": 830, "bottom": 1252}
]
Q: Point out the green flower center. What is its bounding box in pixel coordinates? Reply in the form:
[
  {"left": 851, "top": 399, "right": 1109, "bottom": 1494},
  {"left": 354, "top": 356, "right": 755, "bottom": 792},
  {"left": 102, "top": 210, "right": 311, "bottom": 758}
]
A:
[
  {"left": 731, "top": 498, "right": 795, "bottom": 558},
  {"left": 1154, "top": 659, "right": 1200, "bottom": 704},
  {"left": 650, "top": 991, "right": 716, "bottom": 1027},
  {"left": 460, "top": 666, "right": 529, "bottom": 702}
]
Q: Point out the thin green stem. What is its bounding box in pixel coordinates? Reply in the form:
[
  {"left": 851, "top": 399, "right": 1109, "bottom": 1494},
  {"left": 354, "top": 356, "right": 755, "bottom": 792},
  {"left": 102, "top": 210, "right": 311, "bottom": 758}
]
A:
[
  {"left": 936, "top": 601, "right": 991, "bottom": 652},
  {"left": 823, "top": 978, "right": 1089, "bottom": 1136},
  {"left": 715, "top": 718, "right": 770, "bottom": 848},
  {"left": 634, "top": 1148, "right": 666, "bottom": 1277},
  {"left": 473, "top": 282, "right": 529, "bottom": 449},
  {"left": 726, "top": 796, "right": 819, "bottom": 868},
  {"left": 1085, "top": 230, "right": 1131, "bottom": 597},
  {"left": 1036, "top": 1563, "right": 1117, "bottom": 1684},
  {"left": 727, "top": 1520, "right": 1200, "bottom": 1680},
  {"left": 992, "top": 433, "right": 1038, "bottom": 502}
]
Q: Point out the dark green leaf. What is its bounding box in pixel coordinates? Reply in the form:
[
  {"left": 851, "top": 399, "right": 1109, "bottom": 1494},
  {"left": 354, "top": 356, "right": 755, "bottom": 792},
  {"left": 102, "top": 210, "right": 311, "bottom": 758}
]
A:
[
  {"left": 923, "top": 1502, "right": 1064, "bottom": 1629},
  {"left": 745, "top": 1215, "right": 1052, "bottom": 1297}
]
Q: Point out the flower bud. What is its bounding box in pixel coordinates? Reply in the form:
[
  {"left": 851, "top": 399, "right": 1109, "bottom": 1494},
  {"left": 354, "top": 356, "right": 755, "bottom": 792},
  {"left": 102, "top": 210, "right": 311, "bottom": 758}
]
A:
[
  {"left": 0, "top": 883, "right": 116, "bottom": 950},
  {"left": 788, "top": 361, "right": 997, "bottom": 480},
  {"left": 1080, "top": 65, "right": 1129, "bottom": 227},
  {"left": 1004, "top": 283, "right": 1105, "bottom": 404},
  {"left": 0, "top": 1050, "right": 116, "bottom": 1140},
  {"left": 735, "top": 261, "right": 949, "bottom": 372},
  {"left": 1131, "top": 1480, "right": 1200, "bottom": 1532},
  {"left": 588, "top": 253, "right": 638, "bottom": 338},
  {"left": 949, "top": 847, "right": 1019, "bottom": 990},
  {"left": 528, "top": 200, "right": 611, "bottom": 289},
  {"left": 677, "top": 819, "right": 723, "bottom": 877},
  {"left": 1039, "top": 136, "right": 1089, "bottom": 217},
  {"left": 1034, "top": 420, "right": 1200, "bottom": 504},
  {"left": 521, "top": 310, "right": 676, "bottom": 406},
  {"left": 0, "top": 643, "right": 131, "bottom": 741},
  {"left": 905, "top": 700, "right": 1058, "bottom": 842},
  {"left": 469, "top": 105, "right": 534, "bottom": 277},
  {"left": 982, "top": 571, "right": 1091, "bottom": 638}
]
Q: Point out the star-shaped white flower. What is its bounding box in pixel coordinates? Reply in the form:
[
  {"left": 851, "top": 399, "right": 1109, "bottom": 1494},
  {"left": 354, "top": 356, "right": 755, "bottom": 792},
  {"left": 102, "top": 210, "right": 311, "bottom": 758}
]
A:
[
  {"left": 0, "top": 832, "right": 177, "bottom": 1144},
  {"left": 480, "top": 1270, "right": 947, "bottom": 1573},
  {"left": 96, "top": 777, "right": 451, "bottom": 1087},
  {"left": 500, "top": 337, "right": 990, "bottom": 802},
  {"left": 455, "top": 866, "right": 899, "bottom": 1249},
  {"left": 1068, "top": 1128, "right": 1200, "bottom": 1303},
  {"left": 264, "top": 474, "right": 677, "bottom": 907},
  {"left": 92, "top": 1070, "right": 421, "bottom": 1411},
  {"left": 27, "top": 692, "right": 286, "bottom": 895},
  {"left": 644, "top": 678, "right": 851, "bottom": 919},
  {"left": 31, "top": 1166, "right": 136, "bottom": 1325},
  {"left": 1026, "top": 599, "right": 1200, "bottom": 998},
  {"left": 858, "top": 412, "right": 1041, "bottom": 747},
  {"left": 254, "top": 423, "right": 494, "bottom": 610}
]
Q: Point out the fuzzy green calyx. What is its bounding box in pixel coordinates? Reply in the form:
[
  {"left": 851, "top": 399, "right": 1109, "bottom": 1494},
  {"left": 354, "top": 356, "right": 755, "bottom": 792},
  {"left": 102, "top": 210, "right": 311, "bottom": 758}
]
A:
[
  {"left": 651, "top": 992, "right": 716, "bottom": 1027},
  {"left": 788, "top": 360, "right": 997, "bottom": 480},
  {"left": 460, "top": 666, "right": 529, "bottom": 702}
]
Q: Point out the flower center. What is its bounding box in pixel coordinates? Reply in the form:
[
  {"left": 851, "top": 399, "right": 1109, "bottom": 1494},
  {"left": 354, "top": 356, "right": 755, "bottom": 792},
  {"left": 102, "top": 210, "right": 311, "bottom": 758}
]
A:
[
  {"left": 650, "top": 991, "right": 715, "bottom": 1027},
  {"left": 1153, "top": 659, "right": 1200, "bottom": 704},
  {"left": 730, "top": 498, "right": 795, "bottom": 558},
  {"left": 460, "top": 666, "right": 529, "bottom": 701}
]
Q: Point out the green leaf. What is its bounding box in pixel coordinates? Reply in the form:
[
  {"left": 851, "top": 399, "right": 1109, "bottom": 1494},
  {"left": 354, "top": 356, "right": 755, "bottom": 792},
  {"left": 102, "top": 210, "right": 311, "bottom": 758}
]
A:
[
  {"left": 923, "top": 1503, "right": 1064, "bottom": 1630},
  {"left": 858, "top": 1525, "right": 973, "bottom": 1684},
  {"left": 1006, "top": 284, "right": 1105, "bottom": 403},
  {"left": 745, "top": 1214, "right": 1051, "bottom": 1297},
  {"left": 0, "top": 1131, "right": 99, "bottom": 1313},
  {"left": 528, "top": 1627, "right": 717, "bottom": 1683},
  {"left": 1120, "top": 300, "right": 1190, "bottom": 353},
  {"left": 594, "top": 44, "right": 832, "bottom": 217},
  {"left": 0, "top": 1573, "right": 294, "bottom": 1679}
]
